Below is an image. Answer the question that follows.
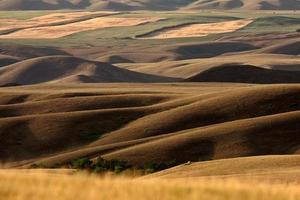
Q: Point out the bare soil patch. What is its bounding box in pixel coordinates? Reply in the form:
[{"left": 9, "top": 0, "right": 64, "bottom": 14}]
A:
[
  {"left": 140, "top": 19, "right": 253, "bottom": 39},
  {"left": 0, "top": 16, "right": 161, "bottom": 39},
  {"left": 0, "top": 12, "right": 116, "bottom": 32}
]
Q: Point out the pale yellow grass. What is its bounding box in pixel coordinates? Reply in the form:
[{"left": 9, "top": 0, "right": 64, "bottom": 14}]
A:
[
  {"left": 0, "top": 17, "right": 162, "bottom": 39},
  {"left": 0, "top": 171, "right": 299, "bottom": 200},
  {"left": 142, "top": 19, "right": 252, "bottom": 39},
  {"left": 0, "top": 12, "right": 115, "bottom": 32}
]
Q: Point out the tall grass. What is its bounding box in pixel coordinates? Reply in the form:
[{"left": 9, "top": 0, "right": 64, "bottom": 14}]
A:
[{"left": 0, "top": 171, "right": 299, "bottom": 200}]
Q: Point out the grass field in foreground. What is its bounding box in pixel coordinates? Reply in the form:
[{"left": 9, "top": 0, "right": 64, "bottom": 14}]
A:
[{"left": 0, "top": 171, "right": 299, "bottom": 200}]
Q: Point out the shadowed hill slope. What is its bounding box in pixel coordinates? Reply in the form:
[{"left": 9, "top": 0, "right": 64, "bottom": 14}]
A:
[
  {"left": 0, "top": 55, "right": 20, "bottom": 67},
  {"left": 258, "top": 39, "right": 300, "bottom": 55},
  {"left": 117, "top": 53, "right": 300, "bottom": 79},
  {"left": 0, "top": 0, "right": 76, "bottom": 10},
  {"left": 185, "top": 64, "right": 300, "bottom": 83},
  {"left": 104, "top": 110, "right": 300, "bottom": 165},
  {"left": 0, "top": 44, "right": 70, "bottom": 59},
  {"left": 0, "top": 56, "right": 176, "bottom": 85},
  {"left": 72, "top": 41, "right": 257, "bottom": 64},
  {"left": 170, "top": 42, "right": 257, "bottom": 60},
  {"left": 0, "top": 84, "right": 299, "bottom": 168},
  {"left": 185, "top": 0, "right": 300, "bottom": 10}
]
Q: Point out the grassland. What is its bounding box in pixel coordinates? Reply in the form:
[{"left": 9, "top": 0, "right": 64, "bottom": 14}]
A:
[
  {"left": 0, "top": 83, "right": 299, "bottom": 169},
  {"left": 0, "top": 7, "right": 299, "bottom": 200},
  {"left": 0, "top": 10, "right": 59, "bottom": 20},
  {"left": 0, "top": 171, "right": 299, "bottom": 200},
  {"left": 0, "top": 10, "right": 298, "bottom": 47}
]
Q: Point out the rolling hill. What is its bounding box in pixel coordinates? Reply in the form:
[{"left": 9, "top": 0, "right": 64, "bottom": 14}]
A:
[
  {"left": 0, "top": 0, "right": 299, "bottom": 10},
  {"left": 185, "top": 0, "right": 300, "bottom": 10},
  {"left": 185, "top": 64, "right": 300, "bottom": 83},
  {"left": 0, "top": 56, "right": 176, "bottom": 86},
  {"left": 0, "top": 83, "right": 299, "bottom": 170},
  {"left": 0, "top": 44, "right": 70, "bottom": 59},
  {"left": 0, "top": 0, "right": 195, "bottom": 10},
  {"left": 147, "top": 155, "right": 300, "bottom": 182},
  {"left": 0, "top": 4, "right": 299, "bottom": 187}
]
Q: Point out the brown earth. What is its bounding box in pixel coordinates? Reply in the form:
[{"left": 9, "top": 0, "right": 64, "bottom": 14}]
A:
[
  {"left": 0, "top": 16, "right": 162, "bottom": 39},
  {"left": 139, "top": 19, "right": 253, "bottom": 39},
  {"left": 0, "top": 83, "right": 299, "bottom": 170},
  {"left": 0, "top": 56, "right": 176, "bottom": 85}
]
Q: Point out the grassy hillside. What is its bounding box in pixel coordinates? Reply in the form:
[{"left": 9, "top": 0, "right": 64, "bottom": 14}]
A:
[
  {"left": 0, "top": 11, "right": 298, "bottom": 48},
  {"left": 0, "top": 83, "right": 298, "bottom": 169},
  {"left": 0, "top": 0, "right": 195, "bottom": 11},
  {"left": 148, "top": 155, "right": 300, "bottom": 182},
  {"left": 0, "top": 55, "right": 176, "bottom": 85}
]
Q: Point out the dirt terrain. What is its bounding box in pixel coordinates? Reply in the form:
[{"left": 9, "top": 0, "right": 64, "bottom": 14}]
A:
[
  {"left": 0, "top": 13, "right": 161, "bottom": 39},
  {"left": 139, "top": 19, "right": 253, "bottom": 39}
]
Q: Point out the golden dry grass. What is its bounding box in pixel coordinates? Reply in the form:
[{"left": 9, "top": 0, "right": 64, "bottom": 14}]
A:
[
  {"left": 0, "top": 12, "right": 115, "bottom": 32},
  {"left": 0, "top": 171, "right": 299, "bottom": 200},
  {"left": 0, "top": 16, "right": 161, "bottom": 39},
  {"left": 141, "top": 19, "right": 252, "bottom": 39},
  {"left": 147, "top": 155, "right": 300, "bottom": 183}
]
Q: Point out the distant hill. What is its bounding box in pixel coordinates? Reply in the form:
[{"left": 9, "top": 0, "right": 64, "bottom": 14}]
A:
[
  {"left": 185, "top": 0, "right": 300, "bottom": 10},
  {"left": 0, "top": 56, "right": 176, "bottom": 85},
  {"left": 0, "top": 0, "right": 299, "bottom": 10},
  {"left": 0, "top": 0, "right": 194, "bottom": 11},
  {"left": 185, "top": 64, "right": 300, "bottom": 84},
  {"left": 0, "top": 0, "right": 76, "bottom": 10}
]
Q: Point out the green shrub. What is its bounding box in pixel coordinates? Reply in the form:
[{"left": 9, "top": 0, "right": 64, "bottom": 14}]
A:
[
  {"left": 68, "top": 156, "right": 177, "bottom": 175},
  {"left": 70, "top": 158, "right": 92, "bottom": 169},
  {"left": 142, "top": 160, "right": 177, "bottom": 174},
  {"left": 30, "top": 163, "right": 46, "bottom": 169},
  {"left": 94, "top": 157, "right": 131, "bottom": 173}
]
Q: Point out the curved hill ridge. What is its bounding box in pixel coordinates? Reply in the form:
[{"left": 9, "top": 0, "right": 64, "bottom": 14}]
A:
[
  {"left": 118, "top": 53, "right": 300, "bottom": 80},
  {"left": 146, "top": 155, "right": 300, "bottom": 182},
  {"left": 103, "top": 108, "right": 300, "bottom": 165},
  {"left": 0, "top": 55, "right": 20, "bottom": 67},
  {"left": 0, "top": 0, "right": 195, "bottom": 10},
  {"left": 0, "top": 84, "right": 298, "bottom": 168},
  {"left": 0, "top": 44, "right": 70, "bottom": 59},
  {"left": 258, "top": 39, "right": 300, "bottom": 55},
  {"left": 0, "top": 56, "right": 176, "bottom": 85},
  {"left": 185, "top": 0, "right": 300, "bottom": 10},
  {"left": 0, "top": 0, "right": 299, "bottom": 10},
  {"left": 185, "top": 64, "right": 300, "bottom": 83}
]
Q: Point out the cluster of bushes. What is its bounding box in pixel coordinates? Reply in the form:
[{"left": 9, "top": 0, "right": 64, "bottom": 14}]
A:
[
  {"left": 69, "top": 157, "right": 130, "bottom": 173},
  {"left": 142, "top": 161, "right": 177, "bottom": 174},
  {"left": 68, "top": 157, "right": 177, "bottom": 174}
]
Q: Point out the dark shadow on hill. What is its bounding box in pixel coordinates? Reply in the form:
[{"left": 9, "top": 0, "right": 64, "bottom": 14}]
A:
[
  {"left": 245, "top": 115, "right": 300, "bottom": 156},
  {"left": 185, "top": 64, "right": 300, "bottom": 83},
  {"left": 173, "top": 42, "right": 257, "bottom": 59}
]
